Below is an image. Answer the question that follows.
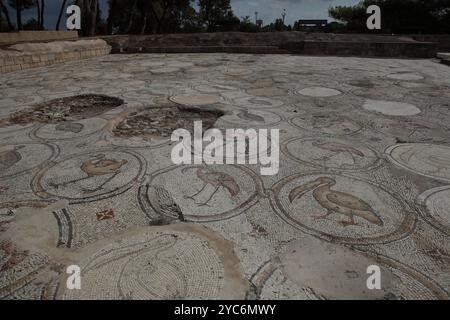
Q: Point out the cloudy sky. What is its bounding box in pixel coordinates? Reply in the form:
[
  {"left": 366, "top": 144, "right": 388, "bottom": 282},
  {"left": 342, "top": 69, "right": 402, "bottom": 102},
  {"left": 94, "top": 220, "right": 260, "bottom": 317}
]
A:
[{"left": 15, "top": 0, "right": 360, "bottom": 30}]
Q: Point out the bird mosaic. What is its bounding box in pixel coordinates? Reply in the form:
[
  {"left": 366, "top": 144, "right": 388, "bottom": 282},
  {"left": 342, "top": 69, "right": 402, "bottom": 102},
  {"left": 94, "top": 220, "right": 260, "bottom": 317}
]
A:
[
  {"left": 237, "top": 110, "right": 265, "bottom": 123},
  {"left": 0, "top": 241, "right": 29, "bottom": 273},
  {"left": 150, "top": 186, "right": 185, "bottom": 223},
  {"left": 0, "top": 145, "right": 25, "bottom": 171},
  {"left": 51, "top": 154, "right": 128, "bottom": 193},
  {"left": 55, "top": 122, "right": 84, "bottom": 134},
  {"left": 183, "top": 166, "right": 240, "bottom": 207},
  {"left": 289, "top": 177, "right": 384, "bottom": 227},
  {"left": 311, "top": 141, "right": 365, "bottom": 166}
]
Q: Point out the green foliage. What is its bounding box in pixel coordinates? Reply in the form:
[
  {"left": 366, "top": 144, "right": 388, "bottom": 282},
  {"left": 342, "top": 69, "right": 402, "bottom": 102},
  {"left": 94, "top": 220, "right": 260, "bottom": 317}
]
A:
[
  {"left": 263, "top": 18, "right": 287, "bottom": 32},
  {"left": 238, "top": 16, "right": 258, "bottom": 32},
  {"left": 198, "top": 0, "right": 239, "bottom": 32},
  {"left": 107, "top": 0, "right": 201, "bottom": 34},
  {"left": 329, "top": 0, "right": 450, "bottom": 34}
]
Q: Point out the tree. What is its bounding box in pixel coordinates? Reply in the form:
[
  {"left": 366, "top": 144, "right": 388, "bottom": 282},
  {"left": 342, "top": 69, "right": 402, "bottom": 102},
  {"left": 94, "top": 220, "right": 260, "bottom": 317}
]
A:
[
  {"left": 74, "top": 0, "right": 100, "bottom": 36},
  {"left": 55, "top": 0, "right": 67, "bottom": 30},
  {"left": 263, "top": 18, "right": 287, "bottom": 32},
  {"left": 0, "top": 0, "right": 14, "bottom": 30},
  {"left": 106, "top": 0, "right": 199, "bottom": 34},
  {"left": 8, "top": 0, "right": 35, "bottom": 30},
  {"left": 239, "top": 15, "right": 257, "bottom": 32},
  {"left": 35, "top": 0, "right": 45, "bottom": 30},
  {"left": 329, "top": 0, "right": 450, "bottom": 34},
  {"left": 198, "top": 0, "right": 238, "bottom": 32}
]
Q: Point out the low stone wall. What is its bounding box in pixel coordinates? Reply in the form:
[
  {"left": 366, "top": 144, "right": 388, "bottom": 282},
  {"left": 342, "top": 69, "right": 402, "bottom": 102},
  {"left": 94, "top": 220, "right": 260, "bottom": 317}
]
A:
[
  {"left": 410, "top": 35, "right": 450, "bottom": 52},
  {"left": 0, "top": 31, "right": 78, "bottom": 44},
  {"left": 120, "top": 45, "right": 288, "bottom": 54},
  {"left": 102, "top": 32, "right": 438, "bottom": 58},
  {"left": 282, "top": 40, "right": 437, "bottom": 58},
  {"left": 0, "top": 39, "right": 111, "bottom": 73}
]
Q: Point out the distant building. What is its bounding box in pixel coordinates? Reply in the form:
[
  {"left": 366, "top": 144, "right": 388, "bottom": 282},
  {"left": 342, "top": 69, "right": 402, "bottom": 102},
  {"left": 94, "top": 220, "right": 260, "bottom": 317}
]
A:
[
  {"left": 296, "top": 19, "right": 328, "bottom": 31},
  {"left": 256, "top": 20, "right": 263, "bottom": 28}
]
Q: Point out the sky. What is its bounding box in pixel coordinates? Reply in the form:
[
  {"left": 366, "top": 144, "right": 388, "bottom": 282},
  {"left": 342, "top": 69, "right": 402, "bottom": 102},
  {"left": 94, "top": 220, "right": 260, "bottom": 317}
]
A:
[{"left": 12, "top": 0, "right": 360, "bottom": 30}]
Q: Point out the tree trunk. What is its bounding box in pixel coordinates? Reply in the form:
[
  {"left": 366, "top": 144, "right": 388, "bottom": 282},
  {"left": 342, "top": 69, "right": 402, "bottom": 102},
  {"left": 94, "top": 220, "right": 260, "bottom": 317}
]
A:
[
  {"left": 0, "top": 0, "right": 14, "bottom": 30},
  {"left": 107, "top": 0, "right": 116, "bottom": 34},
  {"left": 36, "top": 0, "right": 41, "bottom": 28},
  {"left": 55, "top": 0, "right": 67, "bottom": 30},
  {"left": 16, "top": 2, "right": 22, "bottom": 30},
  {"left": 156, "top": 1, "right": 170, "bottom": 33},
  {"left": 88, "top": 0, "right": 98, "bottom": 36},
  {"left": 40, "top": 0, "right": 44, "bottom": 29},
  {"left": 125, "top": 0, "right": 138, "bottom": 34}
]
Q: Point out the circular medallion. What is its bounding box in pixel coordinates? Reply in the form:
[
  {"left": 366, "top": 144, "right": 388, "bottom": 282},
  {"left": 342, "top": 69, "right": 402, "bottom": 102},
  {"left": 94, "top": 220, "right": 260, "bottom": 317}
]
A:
[
  {"left": 0, "top": 142, "right": 59, "bottom": 179},
  {"left": 140, "top": 165, "right": 263, "bottom": 222},
  {"left": 234, "top": 96, "right": 284, "bottom": 109},
  {"left": 170, "top": 95, "right": 223, "bottom": 106},
  {"left": 270, "top": 173, "right": 415, "bottom": 245},
  {"left": 62, "top": 225, "right": 247, "bottom": 299},
  {"left": 282, "top": 137, "right": 381, "bottom": 172},
  {"left": 296, "top": 87, "right": 342, "bottom": 97},
  {"left": 194, "top": 84, "right": 237, "bottom": 94},
  {"left": 289, "top": 113, "right": 362, "bottom": 136},
  {"left": 363, "top": 99, "right": 421, "bottom": 116},
  {"left": 417, "top": 186, "right": 450, "bottom": 235},
  {"left": 386, "top": 143, "right": 450, "bottom": 183},
  {"left": 218, "top": 109, "right": 283, "bottom": 128},
  {"left": 32, "top": 118, "right": 107, "bottom": 141},
  {"left": 369, "top": 118, "right": 449, "bottom": 143},
  {"left": 246, "top": 87, "right": 288, "bottom": 97},
  {"left": 387, "top": 73, "right": 424, "bottom": 81},
  {"left": 32, "top": 150, "right": 146, "bottom": 204}
]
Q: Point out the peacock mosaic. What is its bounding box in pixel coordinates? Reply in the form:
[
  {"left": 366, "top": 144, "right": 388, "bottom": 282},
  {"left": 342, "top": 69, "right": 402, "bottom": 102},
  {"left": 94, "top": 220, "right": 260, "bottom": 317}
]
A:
[{"left": 0, "top": 53, "right": 449, "bottom": 300}]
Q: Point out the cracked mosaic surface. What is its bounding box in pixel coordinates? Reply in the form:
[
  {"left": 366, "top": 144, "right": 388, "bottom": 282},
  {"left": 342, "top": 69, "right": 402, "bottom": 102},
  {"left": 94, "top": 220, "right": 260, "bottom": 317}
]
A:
[{"left": 0, "top": 53, "right": 449, "bottom": 300}]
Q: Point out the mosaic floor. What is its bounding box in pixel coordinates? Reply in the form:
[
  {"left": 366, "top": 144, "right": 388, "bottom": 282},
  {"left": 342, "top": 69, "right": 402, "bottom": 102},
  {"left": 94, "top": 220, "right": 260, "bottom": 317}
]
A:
[{"left": 0, "top": 53, "right": 449, "bottom": 300}]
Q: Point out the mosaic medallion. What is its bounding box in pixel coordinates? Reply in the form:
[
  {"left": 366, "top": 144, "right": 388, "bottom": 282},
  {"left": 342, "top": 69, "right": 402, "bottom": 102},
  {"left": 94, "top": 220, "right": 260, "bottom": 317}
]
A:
[
  {"left": 282, "top": 137, "right": 381, "bottom": 172},
  {"left": 246, "top": 87, "right": 288, "bottom": 97},
  {"left": 0, "top": 123, "right": 34, "bottom": 135},
  {"left": 32, "top": 118, "right": 107, "bottom": 141},
  {"left": 289, "top": 113, "right": 362, "bottom": 136},
  {"left": 296, "top": 87, "right": 342, "bottom": 97},
  {"left": 363, "top": 99, "right": 421, "bottom": 116},
  {"left": 386, "top": 143, "right": 450, "bottom": 183},
  {"left": 0, "top": 143, "right": 59, "bottom": 179},
  {"left": 222, "top": 67, "right": 252, "bottom": 76},
  {"left": 387, "top": 73, "right": 424, "bottom": 81},
  {"left": 218, "top": 109, "right": 283, "bottom": 128},
  {"left": 170, "top": 95, "right": 223, "bottom": 106},
  {"left": 32, "top": 150, "right": 146, "bottom": 204},
  {"left": 234, "top": 96, "right": 284, "bottom": 109},
  {"left": 183, "top": 129, "right": 273, "bottom": 164},
  {"left": 194, "top": 84, "right": 237, "bottom": 94},
  {"left": 0, "top": 240, "right": 49, "bottom": 299},
  {"left": 361, "top": 251, "right": 449, "bottom": 300},
  {"left": 151, "top": 67, "right": 180, "bottom": 74},
  {"left": 140, "top": 165, "right": 263, "bottom": 222},
  {"left": 369, "top": 118, "right": 449, "bottom": 143},
  {"left": 277, "top": 238, "right": 396, "bottom": 299},
  {"left": 270, "top": 173, "right": 415, "bottom": 245},
  {"left": 430, "top": 104, "right": 450, "bottom": 119},
  {"left": 417, "top": 186, "right": 450, "bottom": 235},
  {"left": 62, "top": 225, "right": 247, "bottom": 299}
]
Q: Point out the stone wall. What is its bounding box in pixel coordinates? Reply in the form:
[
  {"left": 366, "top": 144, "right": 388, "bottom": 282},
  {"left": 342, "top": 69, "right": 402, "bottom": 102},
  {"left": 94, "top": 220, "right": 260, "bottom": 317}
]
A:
[
  {"left": 0, "top": 31, "right": 78, "bottom": 44},
  {"left": 101, "top": 32, "right": 439, "bottom": 58},
  {"left": 0, "top": 39, "right": 111, "bottom": 73}
]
